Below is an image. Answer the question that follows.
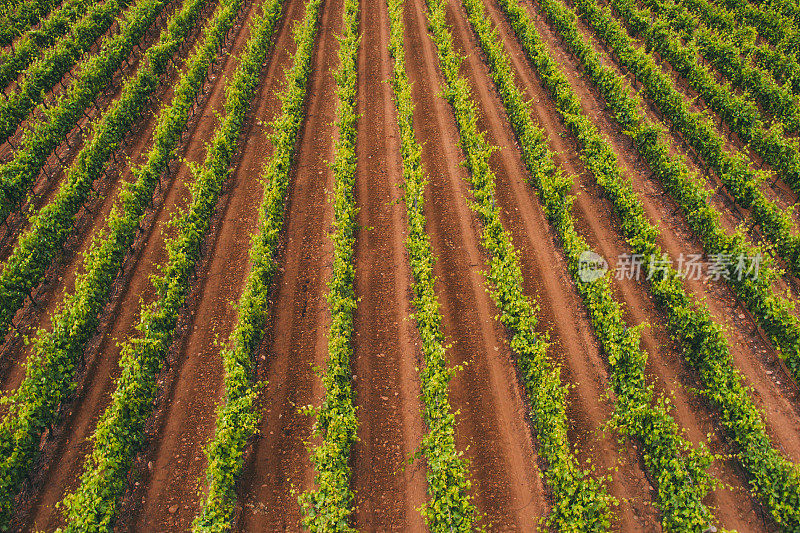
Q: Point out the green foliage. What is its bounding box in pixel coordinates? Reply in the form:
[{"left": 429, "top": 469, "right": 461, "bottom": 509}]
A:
[
  {"left": 0, "top": 0, "right": 133, "bottom": 147},
  {"left": 608, "top": 0, "right": 800, "bottom": 264},
  {"left": 0, "top": 0, "right": 94, "bottom": 92},
  {"left": 525, "top": 0, "right": 800, "bottom": 526},
  {"left": 385, "top": 0, "right": 477, "bottom": 529},
  {"left": 493, "top": 0, "right": 724, "bottom": 529},
  {"left": 717, "top": 0, "right": 800, "bottom": 56},
  {"left": 428, "top": 0, "right": 616, "bottom": 531},
  {"left": 297, "top": 0, "right": 359, "bottom": 530},
  {"left": 0, "top": 0, "right": 173, "bottom": 342},
  {"left": 0, "top": 0, "right": 217, "bottom": 523},
  {"left": 644, "top": 0, "right": 800, "bottom": 134},
  {"left": 0, "top": 0, "right": 62, "bottom": 46},
  {"left": 570, "top": 0, "right": 800, "bottom": 389},
  {"left": 678, "top": 0, "right": 800, "bottom": 97},
  {"left": 55, "top": 0, "right": 284, "bottom": 528},
  {"left": 193, "top": 0, "right": 321, "bottom": 529}
]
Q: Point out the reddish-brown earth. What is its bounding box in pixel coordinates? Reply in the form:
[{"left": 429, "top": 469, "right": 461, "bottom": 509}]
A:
[
  {"left": 234, "top": 0, "right": 340, "bottom": 529},
  {"left": 0, "top": 0, "right": 797, "bottom": 530},
  {"left": 349, "top": 0, "right": 428, "bottom": 529}
]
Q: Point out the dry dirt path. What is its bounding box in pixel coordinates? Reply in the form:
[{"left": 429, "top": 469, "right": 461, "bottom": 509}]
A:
[
  {"left": 402, "top": 0, "right": 553, "bottom": 527},
  {"left": 348, "top": 0, "right": 429, "bottom": 529},
  {"left": 234, "top": 0, "right": 341, "bottom": 528}
]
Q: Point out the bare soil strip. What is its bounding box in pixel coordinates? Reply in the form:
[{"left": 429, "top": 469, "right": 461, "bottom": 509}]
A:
[
  {"left": 233, "top": 0, "right": 342, "bottom": 528},
  {"left": 348, "top": 0, "right": 429, "bottom": 529},
  {"left": 6, "top": 0, "right": 293, "bottom": 528},
  {"left": 114, "top": 0, "right": 309, "bottom": 529},
  {"left": 401, "top": 0, "right": 553, "bottom": 527}
]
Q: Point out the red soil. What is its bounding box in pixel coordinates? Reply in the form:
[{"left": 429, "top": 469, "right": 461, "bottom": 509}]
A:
[
  {"left": 234, "top": 0, "right": 340, "bottom": 528},
  {"left": 0, "top": 0, "right": 798, "bottom": 530},
  {"left": 349, "top": 0, "right": 428, "bottom": 529}
]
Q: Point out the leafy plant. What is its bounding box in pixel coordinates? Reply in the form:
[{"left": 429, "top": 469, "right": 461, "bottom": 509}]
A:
[
  {"left": 0, "top": 0, "right": 239, "bottom": 525},
  {"left": 483, "top": 0, "right": 725, "bottom": 528},
  {"left": 298, "top": 0, "right": 359, "bottom": 529},
  {"left": 0, "top": 0, "right": 62, "bottom": 46},
  {"left": 0, "top": 0, "right": 133, "bottom": 147},
  {"left": 193, "top": 0, "right": 321, "bottom": 529},
  {"left": 385, "top": 0, "right": 477, "bottom": 528},
  {"left": 430, "top": 0, "right": 653, "bottom": 528},
  {"left": 55, "top": 0, "right": 284, "bottom": 527},
  {"left": 0, "top": 0, "right": 95, "bottom": 92},
  {"left": 515, "top": 0, "right": 800, "bottom": 526},
  {"left": 566, "top": 0, "right": 800, "bottom": 387},
  {"left": 0, "top": 0, "right": 171, "bottom": 340}
]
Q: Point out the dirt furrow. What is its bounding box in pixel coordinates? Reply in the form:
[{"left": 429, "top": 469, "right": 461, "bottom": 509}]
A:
[
  {"left": 402, "top": 0, "right": 552, "bottom": 527},
  {"left": 114, "top": 0, "right": 308, "bottom": 529},
  {"left": 8, "top": 0, "right": 285, "bottom": 529},
  {"left": 477, "top": 0, "right": 799, "bottom": 528},
  {"left": 233, "top": 0, "right": 341, "bottom": 528},
  {"left": 348, "top": 0, "right": 428, "bottom": 528},
  {"left": 531, "top": 0, "right": 800, "bottom": 461}
]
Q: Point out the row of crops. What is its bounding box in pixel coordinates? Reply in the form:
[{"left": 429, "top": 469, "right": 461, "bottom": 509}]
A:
[
  {"left": 0, "top": 0, "right": 223, "bottom": 520},
  {"left": 531, "top": 0, "right": 800, "bottom": 526},
  {"left": 0, "top": 0, "right": 798, "bottom": 529},
  {"left": 386, "top": 0, "right": 476, "bottom": 527},
  {"left": 55, "top": 0, "right": 284, "bottom": 524}
]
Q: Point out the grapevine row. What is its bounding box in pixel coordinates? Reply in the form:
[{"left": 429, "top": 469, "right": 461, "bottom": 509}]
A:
[
  {"left": 0, "top": 0, "right": 217, "bottom": 523},
  {"left": 750, "top": 0, "right": 800, "bottom": 26},
  {"left": 0, "top": 0, "right": 61, "bottom": 46},
  {"left": 192, "top": 0, "right": 321, "bottom": 528},
  {"left": 568, "top": 0, "right": 800, "bottom": 373},
  {"left": 676, "top": 0, "right": 800, "bottom": 98},
  {"left": 0, "top": 0, "right": 172, "bottom": 342},
  {"left": 0, "top": 0, "right": 146, "bottom": 228},
  {"left": 475, "top": 0, "right": 724, "bottom": 528},
  {"left": 444, "top": 0, "right": 621, "bottom": 529},
  {"left": 717, "top": 0, "right": 800, "bottom": 56},
  {"left": 605, "top": 0, "right": 800, "bottom": 382},
  {"left": 297, "top": 0, "right": 359, "bottom": 529},
  {"left": 0, "top": 0, "right": 93, "bottom": 91},
  {"left": 643, "top": 0, "right": 800, "bottom": 136},
  {"left": 609, "top": 0, "right": 800, "bottom": 199},
  {"left": 0, "top": 0, "right": 133, "bottom": 145},
  {"left": 386, "top": 0, "right": 477, "bottom": 528},
  {"left": 55, "top": 0, "right": 282, "bottom": 528},
  {"left": 526, "top": 0, "right": 800, "bottom": 525}
]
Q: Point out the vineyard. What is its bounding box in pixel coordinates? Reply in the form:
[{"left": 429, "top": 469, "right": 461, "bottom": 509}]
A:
[{"left": 0, "top": 0, "right": 799, "bottom": 529}]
